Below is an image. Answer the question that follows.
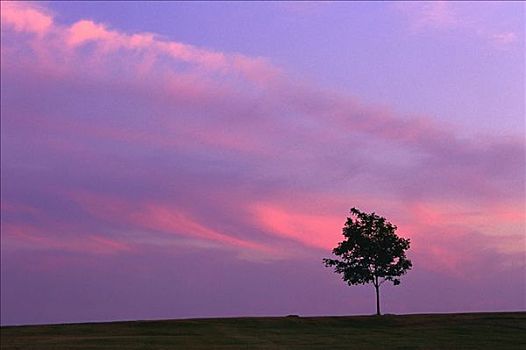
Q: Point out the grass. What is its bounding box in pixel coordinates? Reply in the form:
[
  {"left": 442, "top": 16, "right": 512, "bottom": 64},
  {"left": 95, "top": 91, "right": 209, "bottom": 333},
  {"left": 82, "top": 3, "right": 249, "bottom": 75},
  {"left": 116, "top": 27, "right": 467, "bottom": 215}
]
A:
[{"left": 1, "top": 312, "right": 525, "bottom": 349}]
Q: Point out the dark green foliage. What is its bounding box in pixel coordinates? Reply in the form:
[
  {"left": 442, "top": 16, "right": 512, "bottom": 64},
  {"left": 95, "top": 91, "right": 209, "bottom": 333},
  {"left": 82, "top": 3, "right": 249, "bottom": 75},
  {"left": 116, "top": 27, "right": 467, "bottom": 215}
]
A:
[
  {"left": 1, "top": 313, "right": 525, "bottom": 349},
  {"left": 323, "top": 208, "right": 412, "bottom": 315}
]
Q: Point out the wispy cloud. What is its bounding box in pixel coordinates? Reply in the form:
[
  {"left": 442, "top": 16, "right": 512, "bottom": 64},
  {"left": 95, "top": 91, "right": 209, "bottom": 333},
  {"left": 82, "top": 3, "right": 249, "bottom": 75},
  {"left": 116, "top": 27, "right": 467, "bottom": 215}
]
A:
[
  {"left": 491, "top": 31, "right": 518, "bottom": 48},
  {"left": 395, "top": 1, "right": 522, "bottom": 49},
  {"left": 404, "top": 1, "right": 459, "bottom": 31}
]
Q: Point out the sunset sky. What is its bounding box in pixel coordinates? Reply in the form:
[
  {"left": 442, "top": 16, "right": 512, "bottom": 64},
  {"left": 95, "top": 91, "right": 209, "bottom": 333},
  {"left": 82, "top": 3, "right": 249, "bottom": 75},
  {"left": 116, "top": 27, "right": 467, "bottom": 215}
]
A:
[{"left": 1, "top": 1, "right": 524, "bottom": 325}]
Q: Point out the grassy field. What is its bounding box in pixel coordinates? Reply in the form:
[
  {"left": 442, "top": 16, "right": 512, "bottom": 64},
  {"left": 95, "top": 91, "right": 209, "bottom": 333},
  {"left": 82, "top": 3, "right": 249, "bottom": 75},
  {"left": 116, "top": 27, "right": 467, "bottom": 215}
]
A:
[{"left": 1, "top": 312, "right": 525, "bottom": 349}]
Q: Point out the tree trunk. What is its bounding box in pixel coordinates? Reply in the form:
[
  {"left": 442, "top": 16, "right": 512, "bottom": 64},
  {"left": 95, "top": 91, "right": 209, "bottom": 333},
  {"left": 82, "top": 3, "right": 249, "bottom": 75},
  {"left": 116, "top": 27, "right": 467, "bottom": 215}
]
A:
[{"left": 374, "top": 276, "right": 381, "bottom": 316}]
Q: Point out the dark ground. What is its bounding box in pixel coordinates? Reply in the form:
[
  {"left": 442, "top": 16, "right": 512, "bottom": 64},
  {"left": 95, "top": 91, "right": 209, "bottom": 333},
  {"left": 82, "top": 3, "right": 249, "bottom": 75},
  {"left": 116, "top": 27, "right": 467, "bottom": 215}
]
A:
[{"left": 1, "top": 312, "right": 525, "bottom": 349}]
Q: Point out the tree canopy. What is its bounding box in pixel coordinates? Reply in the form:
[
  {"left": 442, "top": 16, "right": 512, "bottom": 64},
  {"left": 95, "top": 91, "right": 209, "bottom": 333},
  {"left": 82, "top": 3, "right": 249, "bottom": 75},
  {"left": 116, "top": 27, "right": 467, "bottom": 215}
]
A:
[{"left": 323, "top": 207, "right": 412, "bottom": 315}]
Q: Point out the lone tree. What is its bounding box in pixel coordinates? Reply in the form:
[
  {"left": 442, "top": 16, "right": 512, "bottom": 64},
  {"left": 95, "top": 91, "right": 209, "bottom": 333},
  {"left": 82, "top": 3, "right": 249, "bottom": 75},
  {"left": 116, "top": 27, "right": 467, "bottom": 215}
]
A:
[{"left": 323, "top": 208, "right": 412, "bottom": 316}]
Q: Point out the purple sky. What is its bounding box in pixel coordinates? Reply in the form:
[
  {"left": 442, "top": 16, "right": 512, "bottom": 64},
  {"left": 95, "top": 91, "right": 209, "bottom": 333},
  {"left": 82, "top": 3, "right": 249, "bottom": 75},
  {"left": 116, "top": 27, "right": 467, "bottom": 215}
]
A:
[{"left": 1, "top": 1, "right": 524, "bottom": 325}]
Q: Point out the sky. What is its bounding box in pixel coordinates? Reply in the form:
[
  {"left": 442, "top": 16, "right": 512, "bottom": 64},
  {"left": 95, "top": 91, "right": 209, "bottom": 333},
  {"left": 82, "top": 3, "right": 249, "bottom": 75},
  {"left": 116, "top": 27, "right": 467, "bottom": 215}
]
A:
[{"left": 1, "top": 1, "right": 524, "bottom": 326}]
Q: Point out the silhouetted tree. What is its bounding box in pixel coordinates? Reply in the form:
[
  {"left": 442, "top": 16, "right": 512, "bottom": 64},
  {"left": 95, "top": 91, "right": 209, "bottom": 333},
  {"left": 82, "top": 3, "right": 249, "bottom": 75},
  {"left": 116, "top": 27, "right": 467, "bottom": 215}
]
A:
[{"left": 323, "top": 208, "right": 412, "bottom": 316}]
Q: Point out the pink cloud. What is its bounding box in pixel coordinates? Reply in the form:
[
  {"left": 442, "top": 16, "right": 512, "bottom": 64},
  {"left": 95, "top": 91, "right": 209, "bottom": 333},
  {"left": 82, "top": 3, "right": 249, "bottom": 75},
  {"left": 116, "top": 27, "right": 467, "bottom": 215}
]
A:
[
  {"left": 1, "top": 2, "right": 278, "bottom": 86},
  {"left": 389, "top": 199, "right": 525, "bottom": 276},
  {"left": 252, "top": 203, "right": 343, "bottom": 250},
  {"left": 157, "top": 42, "right": 228, "bottom": 70},
  {"left": 2, "top": 223, "right": 131, "bottom": 255},
  {"left": 416, "top": 1, "right": 458, "bottom": 29},
  {"left": 232, "top": 55, "right": 282, "bottom": 85},
  {"left": 396, "top": 1, "right": 458, "bottom": 31},
  {"left": 69, "top": 192, "right": 276, "bottom": 258},
  {"left": 132, "top": 204, "right": 271, "bottom": 253},
  {"left": 0, "top": 1, "right": 53, "bottom": 35},
  {"left": 395, "top": 2, "right": 522, "bottom": 50},
  {"left": 67, "top": 20, "right": 119, "bottom": 47}
]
